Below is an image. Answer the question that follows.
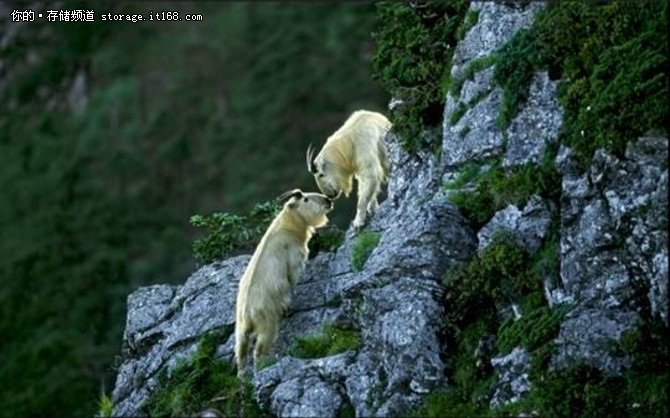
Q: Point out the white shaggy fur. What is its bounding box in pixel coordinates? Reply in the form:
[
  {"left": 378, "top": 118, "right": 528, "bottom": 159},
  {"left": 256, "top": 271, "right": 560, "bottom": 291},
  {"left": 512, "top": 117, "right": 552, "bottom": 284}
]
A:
[
  {"left": 306, "top": 110, "right": 391, "bottom": 230},
  {"left": 234, "top": 189, "right": 333, "bottom": 377}
]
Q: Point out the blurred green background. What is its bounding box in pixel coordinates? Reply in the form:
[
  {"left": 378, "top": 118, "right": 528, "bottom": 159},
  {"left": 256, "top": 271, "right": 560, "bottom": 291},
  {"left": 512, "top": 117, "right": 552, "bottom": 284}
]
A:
[{"left": 0, "top": 1, "right": 387, "bottom": 415}]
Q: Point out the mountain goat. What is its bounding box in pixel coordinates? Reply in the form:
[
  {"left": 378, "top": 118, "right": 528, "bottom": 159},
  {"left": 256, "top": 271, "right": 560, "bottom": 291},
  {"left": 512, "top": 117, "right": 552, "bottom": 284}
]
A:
[
  {"left": 306, "top": 110, "right": 391, "bottom": 230},
  {"left": 234, "top": 189, "right": 334, "bottom": 377}
]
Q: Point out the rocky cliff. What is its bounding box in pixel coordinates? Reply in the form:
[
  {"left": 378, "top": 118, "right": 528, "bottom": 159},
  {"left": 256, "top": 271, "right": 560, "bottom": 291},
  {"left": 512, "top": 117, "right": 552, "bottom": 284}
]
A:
[{"left": 110, "top": 2, "right": 668, "bottom": 417}]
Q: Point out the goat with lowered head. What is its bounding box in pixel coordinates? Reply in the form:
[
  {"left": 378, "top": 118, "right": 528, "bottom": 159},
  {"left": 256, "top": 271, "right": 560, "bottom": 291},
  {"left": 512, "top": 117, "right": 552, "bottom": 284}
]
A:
[{"left": 306, "top": 110, "right": 391, "bottom": 231}]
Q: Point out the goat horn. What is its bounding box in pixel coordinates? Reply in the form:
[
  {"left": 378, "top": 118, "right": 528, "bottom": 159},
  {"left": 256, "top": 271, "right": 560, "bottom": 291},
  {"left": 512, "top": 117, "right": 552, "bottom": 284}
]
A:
[
  {"left": 277, "top": 189, "right": 303, "bottom": 203},
  {"left": 306, "top": 143, "right": 316, "bottom": 173}
]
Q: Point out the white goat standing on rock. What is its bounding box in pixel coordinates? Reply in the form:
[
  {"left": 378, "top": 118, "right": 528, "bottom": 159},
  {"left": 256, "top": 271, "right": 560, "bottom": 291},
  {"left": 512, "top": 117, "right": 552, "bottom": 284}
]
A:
[
  {"left": 234, "top": 189, "right": 334, "bottom": 377},
  {"left": 306, "top": 110, "right": 392, "bottom": 231}
]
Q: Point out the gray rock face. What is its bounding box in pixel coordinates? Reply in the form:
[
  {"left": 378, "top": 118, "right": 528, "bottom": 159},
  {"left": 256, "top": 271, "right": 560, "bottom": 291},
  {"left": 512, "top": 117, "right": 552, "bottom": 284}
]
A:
[
  {"left": 450, "top": 2, "right": 543, "bottom": 80},
  {"left": 443, "top": 86, "right": 506, "bottom": 168},
  {"left": 442, "top": 2, "right": 559, "bottom": 171},
  {"left": 489, "top": 347, "right": 533, "bottom": 408},
  {"left": 551, "top": 307, "right": 639, "bottom": 374},
  {"left": 555, "top": 137, "right": 668, "bottom": 318},
  {"left": 252, "top": 132, "right": 476, "bottom": 417},
  {"left": 112, "top": 257, "right": 249, "bottom": 416},
  {"left": 442, "top": 1, "right": 542, "bottom": 169},
  {"left": 503, "top": 72, "right": 563, "bottom": 167},
  {"left": 549, "top": 137, "right": 668, "bottom": 374},
  {"left": 477, "top": 194, "right": 555, "bottom": 255},
  {"left": 111, "top": 130, "right": 477, "bottom": 417}
]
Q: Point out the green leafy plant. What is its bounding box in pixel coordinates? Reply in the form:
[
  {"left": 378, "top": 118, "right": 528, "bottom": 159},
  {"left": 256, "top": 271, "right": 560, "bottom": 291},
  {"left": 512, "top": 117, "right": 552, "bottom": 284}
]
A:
[
  {"left": 412, "top": 388, "right": 484, "bottom": 418},
  {"left": 350, "top": 231, "right": 381, "bottom": 272},
  {"left": 97, "top": 392, "right": 114, "bottom": 418},
  {"left": 288, "top": 324, "right": 361, "bottom": 359},
  {"left": 496, "top": 318, "right": 670, "bottom": 418},
  {"left": 443, "top": 233, "right": 539, "bottom": 336},
  {"left": 191, "top": 201, "right": 281, "bottom": 263},
  {"left": 427, "top": 231, "right": 559, "bottom": 417},
  {"left": 143, "top": 332, "right": 263, "bottom": 417}
]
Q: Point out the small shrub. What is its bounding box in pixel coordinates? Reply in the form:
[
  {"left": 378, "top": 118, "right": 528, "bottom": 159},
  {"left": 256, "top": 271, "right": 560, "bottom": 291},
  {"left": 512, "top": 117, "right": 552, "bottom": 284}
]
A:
[
  {"left": 350, "top": 231, "right": 381, "bottom": 272},
  {"left": 562, "top": 17, "right": 668, "bottom": 165},
  {"left": 450, "top": 54, "right": 498, "bottom": 97},
  {"left": 496, "top": 305, "right": 570, "bottom": 354},
  {"left": 493, "top": 28, "right": 541, "bottom": 128},
  {"left": 511, "top": 317, "right": 670, "bottom": 418},
  {"left": 443, "top": 234, "right": 535, "bottom": 332},
  {"left": 143, "top": 333, "right": 262, "bottom": 417},
  {"left": 337, "top": 399, "right": 356, "bottom": 418},
  {"left": 533, "top": 0, "right": 668, "bottom": 166},
  {"left": 372, "top": 1, "right": 469, "bottom": 152},
  {"left": 448, "top": 146, "right": 560, "bottom": 230},
  {"left": 444, "top": 164, "right": 482, "bottom": 190},
  {"left": 190, "top": 201, "right": 281, "bottom": 264},
  {"left": 448, "top": 186, "right": 497, "bottom": 231},
  {"left": 411, "top": 388, "right": 484, "bottom": 418},
  {"left": 288, "top": 324, "right": 361, "bottom": 359}
]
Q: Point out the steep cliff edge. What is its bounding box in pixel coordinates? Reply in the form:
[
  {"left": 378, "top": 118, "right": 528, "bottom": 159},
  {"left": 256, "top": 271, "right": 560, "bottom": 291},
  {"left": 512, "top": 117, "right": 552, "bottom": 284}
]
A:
[{"left": 110, "top": 2, "right": 668, "bottom": 417}]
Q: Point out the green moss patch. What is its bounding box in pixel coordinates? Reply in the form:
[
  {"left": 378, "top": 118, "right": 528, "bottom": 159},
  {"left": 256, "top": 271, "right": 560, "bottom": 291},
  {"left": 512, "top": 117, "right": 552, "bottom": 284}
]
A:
[
  {"left": 412, "top": 388, "right": 485, "bottom": 418},
  {"left": 493, "top": 28, "right": 540, "bottom": 129},
  {"left": 337, "top": 398, "right": 356, "bottom": 418},
  {"left": 288, "top": 324, "right": 361, "bottom": 359},
  {"left": 444, "top": 164, "right": 482, "bottom": 190},
  {"left": 443, "top": 233, "right": 542, "bottom": 330}
]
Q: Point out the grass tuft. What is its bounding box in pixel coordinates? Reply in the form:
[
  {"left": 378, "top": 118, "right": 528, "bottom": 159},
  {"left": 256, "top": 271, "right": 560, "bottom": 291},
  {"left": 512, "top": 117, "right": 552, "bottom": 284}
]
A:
[{"left": 350, "top": 231, "right": 381, "bottom": 272}]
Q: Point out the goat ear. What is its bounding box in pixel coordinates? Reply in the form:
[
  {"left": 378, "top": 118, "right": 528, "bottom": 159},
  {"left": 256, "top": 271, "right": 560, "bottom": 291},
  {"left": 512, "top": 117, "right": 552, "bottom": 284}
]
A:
[
  {"left": 287, "top": 201, "right": 298, "bottom": 209},
  {"left": 306, "top": 143, "right": 317, "bottom": 174},
  {"left": 277, "top": 188, "right": 303, "bottom": 203}
]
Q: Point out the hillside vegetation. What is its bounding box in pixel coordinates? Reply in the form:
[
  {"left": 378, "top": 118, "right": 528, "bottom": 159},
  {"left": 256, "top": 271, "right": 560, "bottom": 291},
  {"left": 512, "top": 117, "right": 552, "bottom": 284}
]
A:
[{"left": 0, "top": 1, "right": 386, "bottom": 416}]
